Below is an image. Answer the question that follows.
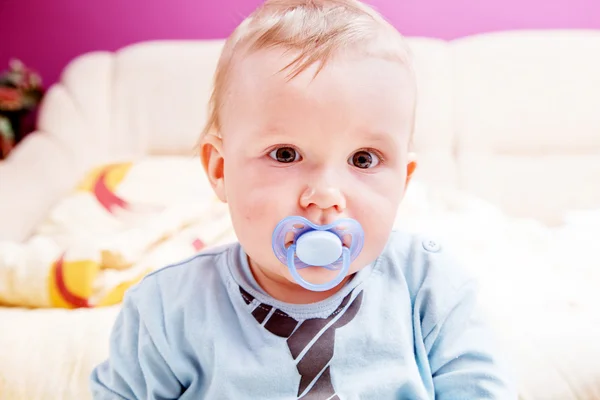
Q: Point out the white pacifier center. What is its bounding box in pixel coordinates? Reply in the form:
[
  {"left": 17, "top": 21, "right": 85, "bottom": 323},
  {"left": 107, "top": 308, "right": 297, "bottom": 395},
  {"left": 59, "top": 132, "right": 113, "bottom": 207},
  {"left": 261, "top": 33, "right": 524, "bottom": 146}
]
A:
[{"left": 295, "top": 230, "right": 343, "bottom": 267}]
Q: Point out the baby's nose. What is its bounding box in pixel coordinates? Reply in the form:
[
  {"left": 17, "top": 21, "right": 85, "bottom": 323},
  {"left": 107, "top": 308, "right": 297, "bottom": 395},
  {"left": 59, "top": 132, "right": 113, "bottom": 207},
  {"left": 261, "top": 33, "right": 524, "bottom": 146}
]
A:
[{"left": 299, "top": 186, "right": 346, "bottom": 214}]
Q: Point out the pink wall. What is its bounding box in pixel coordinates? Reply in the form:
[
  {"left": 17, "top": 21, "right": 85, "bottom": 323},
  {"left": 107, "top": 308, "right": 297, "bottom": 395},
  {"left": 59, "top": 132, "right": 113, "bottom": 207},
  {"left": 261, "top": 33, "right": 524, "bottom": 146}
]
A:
[{"left": 0, "top": 0, "right": 598, "bottom": 87}]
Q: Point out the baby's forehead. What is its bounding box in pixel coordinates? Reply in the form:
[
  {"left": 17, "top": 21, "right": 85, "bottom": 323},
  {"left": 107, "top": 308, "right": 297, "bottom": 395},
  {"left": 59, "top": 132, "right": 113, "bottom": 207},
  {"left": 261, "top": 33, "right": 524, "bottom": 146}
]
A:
[
  {"left": 220, "top": 48, "right": 416, "bottom": 146},
  {"left": 228, "top": 47, "right": 416, "bottom": 100}
]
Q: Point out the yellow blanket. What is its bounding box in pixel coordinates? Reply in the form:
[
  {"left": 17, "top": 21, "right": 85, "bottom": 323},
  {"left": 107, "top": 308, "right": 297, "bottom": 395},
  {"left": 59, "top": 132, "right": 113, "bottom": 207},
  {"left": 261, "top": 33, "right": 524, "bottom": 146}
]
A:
[{"left": 0, "top": 156, "right": 235, "bottom": 308}]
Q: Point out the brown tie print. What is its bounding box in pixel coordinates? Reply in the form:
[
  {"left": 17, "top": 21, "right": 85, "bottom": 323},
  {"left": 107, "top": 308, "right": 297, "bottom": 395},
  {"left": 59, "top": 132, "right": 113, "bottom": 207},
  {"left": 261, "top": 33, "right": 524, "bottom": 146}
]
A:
[{"left": 240, "top": 287, "right": 364, "bottom": 399}]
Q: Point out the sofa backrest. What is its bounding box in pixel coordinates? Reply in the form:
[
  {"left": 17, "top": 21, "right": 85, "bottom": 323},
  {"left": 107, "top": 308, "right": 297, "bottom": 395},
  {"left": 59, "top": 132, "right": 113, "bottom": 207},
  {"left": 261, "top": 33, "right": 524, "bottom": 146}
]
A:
[{"left": 39, "top": 30, "right": 600, "bottom": 224}]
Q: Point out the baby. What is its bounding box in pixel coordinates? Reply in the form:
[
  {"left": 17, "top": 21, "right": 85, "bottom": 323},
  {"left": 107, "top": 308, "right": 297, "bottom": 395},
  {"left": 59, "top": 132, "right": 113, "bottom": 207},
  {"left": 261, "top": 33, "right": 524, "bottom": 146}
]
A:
[{"left": 91, "top": 0, "right": 516, "bottom": 398}]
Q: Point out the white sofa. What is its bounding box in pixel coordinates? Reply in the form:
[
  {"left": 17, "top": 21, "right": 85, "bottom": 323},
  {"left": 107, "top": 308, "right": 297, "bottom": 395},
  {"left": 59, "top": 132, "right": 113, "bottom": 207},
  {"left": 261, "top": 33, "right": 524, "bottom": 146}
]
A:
[{"left": 1, "top": 30, "right": 600, "bottom": 399}]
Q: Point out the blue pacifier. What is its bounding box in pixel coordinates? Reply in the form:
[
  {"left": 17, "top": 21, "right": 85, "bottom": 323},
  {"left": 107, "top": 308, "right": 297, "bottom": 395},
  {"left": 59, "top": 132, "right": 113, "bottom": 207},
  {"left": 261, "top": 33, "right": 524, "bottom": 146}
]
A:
[{"left": 271, "top": 216, "right": 364, "bottom": 292}]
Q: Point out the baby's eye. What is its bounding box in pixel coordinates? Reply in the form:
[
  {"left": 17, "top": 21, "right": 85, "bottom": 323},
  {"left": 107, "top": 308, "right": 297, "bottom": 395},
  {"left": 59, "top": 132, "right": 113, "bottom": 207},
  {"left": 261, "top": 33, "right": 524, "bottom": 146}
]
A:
[
  {"left": 269, "top": 147, "right": 301, "bottom": 163},
  {"left": 349, "top": 150, "right": 380, "bottom": 169}
]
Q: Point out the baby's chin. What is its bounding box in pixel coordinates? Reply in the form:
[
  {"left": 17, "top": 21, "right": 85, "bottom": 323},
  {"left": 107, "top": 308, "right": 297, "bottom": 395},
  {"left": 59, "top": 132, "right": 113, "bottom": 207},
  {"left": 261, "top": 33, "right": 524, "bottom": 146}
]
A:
[
  {"left": 250, "top": 256, "right": 345, "bottom": 286},
  {"left": 286, "top": 265, "right": 343, "bottom": 286},
  {"left": 276, "top": 259, "right": 369, "bottom": 287}
]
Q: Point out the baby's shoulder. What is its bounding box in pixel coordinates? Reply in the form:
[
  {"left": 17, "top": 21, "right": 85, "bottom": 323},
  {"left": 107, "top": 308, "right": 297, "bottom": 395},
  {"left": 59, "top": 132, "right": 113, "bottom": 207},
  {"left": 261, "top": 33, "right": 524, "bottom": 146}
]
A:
[
  {"left": 379, "top": 230, "right": 474, "bottom": 298},
  {"left": 125, "top": 242, "right": 237, "bottom": 315}
]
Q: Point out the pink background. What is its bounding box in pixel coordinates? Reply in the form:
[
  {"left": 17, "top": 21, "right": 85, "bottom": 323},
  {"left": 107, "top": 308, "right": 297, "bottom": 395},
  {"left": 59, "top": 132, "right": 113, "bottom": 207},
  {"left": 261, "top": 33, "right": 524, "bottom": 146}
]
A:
[{"left": 1, "top": 0, "right": 598, "bottom": 86}]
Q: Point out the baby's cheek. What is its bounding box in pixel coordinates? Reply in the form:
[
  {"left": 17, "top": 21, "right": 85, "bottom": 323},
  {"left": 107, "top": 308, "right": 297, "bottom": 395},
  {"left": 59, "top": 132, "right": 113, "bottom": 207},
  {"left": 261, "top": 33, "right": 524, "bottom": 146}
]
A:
[
  {"left": 358, "top": 203, "right": 397, "bottom": 252},
  {"left": 238, "top": 190, "right": 272, "bottom": 222},
  {"left": 232, "top": 196, "right": 280, "bottom": 255},
  {"left": 238, "top": 174, "right": 293, "bottom": 222}
]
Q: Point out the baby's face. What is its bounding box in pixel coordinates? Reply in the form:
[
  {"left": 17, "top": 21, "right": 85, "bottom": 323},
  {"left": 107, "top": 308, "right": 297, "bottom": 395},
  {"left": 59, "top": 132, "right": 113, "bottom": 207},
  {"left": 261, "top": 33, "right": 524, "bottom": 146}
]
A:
[{"left": 212, "top": 48, "right": 416, "bottom": 294}]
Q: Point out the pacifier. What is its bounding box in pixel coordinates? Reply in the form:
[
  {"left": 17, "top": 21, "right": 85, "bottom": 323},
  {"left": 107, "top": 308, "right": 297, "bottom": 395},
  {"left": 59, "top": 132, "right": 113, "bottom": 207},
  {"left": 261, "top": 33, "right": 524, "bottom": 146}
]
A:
[{"left": 271, "top": 216, "right": 364, "bottom": 292}]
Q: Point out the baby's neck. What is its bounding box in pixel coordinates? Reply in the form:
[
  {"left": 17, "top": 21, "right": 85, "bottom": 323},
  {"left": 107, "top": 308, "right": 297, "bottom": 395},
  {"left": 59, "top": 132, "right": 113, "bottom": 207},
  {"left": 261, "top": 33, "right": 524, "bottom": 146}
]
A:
[{"left": 248, "top": 259, "right": 350, "bottom": 304}]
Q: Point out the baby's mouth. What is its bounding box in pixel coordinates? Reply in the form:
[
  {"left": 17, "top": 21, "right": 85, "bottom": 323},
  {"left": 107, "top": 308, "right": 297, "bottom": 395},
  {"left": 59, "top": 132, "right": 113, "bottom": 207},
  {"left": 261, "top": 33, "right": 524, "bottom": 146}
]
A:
[
  {"left": 284, "top": 223, "right": 306, "bottom": 248},
  {"left": 334, "top": 225, "right": 353, "bottom": 248},
  {"left": 271, "top": 215, "right": 364, "bottom": 291},
  {"left": 284, "top": 230, "right": 295, "bottom": 248},
  {"left": 283, "top": 229, "right": 352, "bottom": 250},
  {"left": 342, "top": 234, "right": 352, "bottom": 248}
]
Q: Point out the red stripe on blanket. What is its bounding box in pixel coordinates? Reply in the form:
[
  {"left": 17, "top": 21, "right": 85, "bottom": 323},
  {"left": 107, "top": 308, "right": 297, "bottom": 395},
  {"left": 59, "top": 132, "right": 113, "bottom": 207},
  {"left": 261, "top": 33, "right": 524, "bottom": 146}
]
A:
[
  {"left": 54, "top": 255, "right": 91, "bottom": 308},
  {"left": 192, "top": 238, "right": 205, "bottom": 252},
  {"left": 93, "top": 168, "right": 129, "bottom": 214}
]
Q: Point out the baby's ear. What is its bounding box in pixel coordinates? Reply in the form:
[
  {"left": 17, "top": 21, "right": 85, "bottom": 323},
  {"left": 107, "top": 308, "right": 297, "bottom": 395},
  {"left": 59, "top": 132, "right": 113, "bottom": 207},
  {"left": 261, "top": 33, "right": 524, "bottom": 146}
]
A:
[
  {"left": 405, "top": 152, "right": 418, "bottom": 186},
  {"left": 200, "top": 134, "right": 227, "bottom": 203}
]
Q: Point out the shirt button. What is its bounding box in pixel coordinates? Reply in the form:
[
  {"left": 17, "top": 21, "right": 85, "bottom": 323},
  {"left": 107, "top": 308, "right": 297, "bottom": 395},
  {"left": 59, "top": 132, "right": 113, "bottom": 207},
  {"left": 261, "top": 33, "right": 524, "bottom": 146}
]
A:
[{"left": 422, "top": 239, "right": 441, "bottom": 252}]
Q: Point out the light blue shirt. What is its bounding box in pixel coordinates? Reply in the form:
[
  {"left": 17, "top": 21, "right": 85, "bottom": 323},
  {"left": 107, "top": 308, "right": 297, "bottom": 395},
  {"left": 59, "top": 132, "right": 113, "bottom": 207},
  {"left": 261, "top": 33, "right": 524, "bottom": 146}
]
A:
[{"left": 90, "top": 230, "right": 516, "bottom": 399}]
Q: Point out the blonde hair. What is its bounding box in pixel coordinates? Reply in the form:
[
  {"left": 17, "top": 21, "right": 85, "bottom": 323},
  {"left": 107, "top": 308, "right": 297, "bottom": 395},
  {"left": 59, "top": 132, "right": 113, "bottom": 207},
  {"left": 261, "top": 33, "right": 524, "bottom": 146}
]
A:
[{"left": 200, "top": 0, "right": 415, "bottom": 141}]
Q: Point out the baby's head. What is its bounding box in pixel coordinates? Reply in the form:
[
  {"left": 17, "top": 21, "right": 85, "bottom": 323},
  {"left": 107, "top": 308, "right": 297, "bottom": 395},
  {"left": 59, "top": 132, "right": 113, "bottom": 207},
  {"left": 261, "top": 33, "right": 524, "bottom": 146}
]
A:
[{"left": 201, "top": 0, "right": 417, "bottom": 300}]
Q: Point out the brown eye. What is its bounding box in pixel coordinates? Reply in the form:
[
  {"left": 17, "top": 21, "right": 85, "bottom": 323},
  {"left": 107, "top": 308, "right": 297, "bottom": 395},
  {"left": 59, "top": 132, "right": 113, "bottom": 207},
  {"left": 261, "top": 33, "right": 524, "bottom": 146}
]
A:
[
  {"left": 269, "top": 147, "right": 300, "bottom": 163},
  {"left": 349, "top": 150, "right": 379, "bottom": 169}
]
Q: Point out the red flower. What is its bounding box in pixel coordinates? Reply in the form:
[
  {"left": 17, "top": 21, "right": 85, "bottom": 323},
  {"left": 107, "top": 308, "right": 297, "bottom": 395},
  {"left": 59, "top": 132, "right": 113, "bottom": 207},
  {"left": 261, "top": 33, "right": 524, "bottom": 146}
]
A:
[{"left": 0, "top": 87, "right": 22, "bottom": 110}]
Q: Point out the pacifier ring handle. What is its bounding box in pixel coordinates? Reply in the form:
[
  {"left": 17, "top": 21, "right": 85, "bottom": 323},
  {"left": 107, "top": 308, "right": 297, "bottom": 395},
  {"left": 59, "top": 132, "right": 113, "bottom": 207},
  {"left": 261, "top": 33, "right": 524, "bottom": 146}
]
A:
[{"left": 286, "top": 245, "right": 351, "bottom": 292}]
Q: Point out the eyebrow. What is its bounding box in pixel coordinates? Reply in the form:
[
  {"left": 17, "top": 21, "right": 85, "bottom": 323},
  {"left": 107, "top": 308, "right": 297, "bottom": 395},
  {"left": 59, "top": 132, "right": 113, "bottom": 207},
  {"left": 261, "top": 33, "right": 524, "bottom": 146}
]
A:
[
  {"left": 358, "top": 130, "right": 400, "bottom": 147},
  {"left": 261, "top": 126, "right": 286, "bottom": 137},
  {"left": 254, "top": 125, "right": 403, "bottom": 149},
  {"left": 252, "top": 127, "right": 291, "bottom": 146}
]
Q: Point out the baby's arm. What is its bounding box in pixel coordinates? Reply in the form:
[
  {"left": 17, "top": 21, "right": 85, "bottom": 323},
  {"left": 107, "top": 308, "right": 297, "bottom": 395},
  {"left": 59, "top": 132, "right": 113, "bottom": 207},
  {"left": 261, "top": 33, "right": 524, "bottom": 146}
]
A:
[
  {"left": 414, "top": 247, "right": 517, "bottom": 399},
  {"left": 90, "top": 285, "right": 183, "bottom": 399},
  {"left": 424, "top": 280, "right": 516, "bottom": 399}
]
